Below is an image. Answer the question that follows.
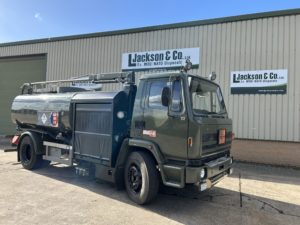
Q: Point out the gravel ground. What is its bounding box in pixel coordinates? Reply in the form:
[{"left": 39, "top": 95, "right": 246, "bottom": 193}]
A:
[{"left": 0, "top": 150, "right": 299, "bottom": 225}]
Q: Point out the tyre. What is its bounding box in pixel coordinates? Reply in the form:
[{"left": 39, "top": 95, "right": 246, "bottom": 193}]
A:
[
  {"left": 124, "top": 151, "right": 159, "bottom": 204},
  {"left": 19, "top": 135, "right": 49, "bottom": 170}
]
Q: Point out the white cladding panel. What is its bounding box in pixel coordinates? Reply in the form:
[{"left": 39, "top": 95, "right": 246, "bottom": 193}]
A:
[{"left": 0, "top": 15, "right": 299, "bottom": 142}]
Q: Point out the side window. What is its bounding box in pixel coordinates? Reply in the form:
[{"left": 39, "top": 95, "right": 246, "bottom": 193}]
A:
[
  {"left": 148, "top": 80, "right": 168, "bottom": 110},
  {"left": 170, "top": 80, "right": 183, "bottom": 112}
]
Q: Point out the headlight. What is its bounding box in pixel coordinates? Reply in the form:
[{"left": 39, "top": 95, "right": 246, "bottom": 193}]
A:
[{"left": 200, "top": 168, "right": 206, "bottom": 179}]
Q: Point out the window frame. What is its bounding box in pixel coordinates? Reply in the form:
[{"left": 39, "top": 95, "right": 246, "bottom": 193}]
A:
[
  {"left": 145, "top": 77, "right": 186, "bottom": 116},
  {"left": 169, "top": 78, "right": 185, "bottom": 114},
  {"left": 147, "top": 78, "right": 169, "bottom": 111},
  {"left": 188, "top": 76, "right": 226, "bottom": 117}
]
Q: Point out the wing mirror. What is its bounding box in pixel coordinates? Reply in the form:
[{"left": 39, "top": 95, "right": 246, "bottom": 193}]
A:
[{"left": 161, "top": 86, "right": 171, "bottom": 107}]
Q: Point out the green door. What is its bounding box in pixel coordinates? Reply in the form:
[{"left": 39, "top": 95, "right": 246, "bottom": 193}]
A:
[
  {"left": 0, "top": 55, "right": 46, "bottom": 135},
  {"left": 143, "top": 78, "right": 188, "bottom": 160}
]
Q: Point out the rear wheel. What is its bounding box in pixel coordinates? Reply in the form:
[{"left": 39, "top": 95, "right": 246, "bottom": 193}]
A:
[
  {"left": 124, "top": 151, "right": 159, "bottom": 204},
  {"left": 19, "top": 135, "right": 49, "bottom": 170}
]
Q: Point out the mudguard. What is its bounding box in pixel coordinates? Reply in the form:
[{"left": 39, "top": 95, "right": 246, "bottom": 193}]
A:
[
  {"left": 128, "top": 138, "right": 166, "bottom": 164},
  {"left": 113, "top": 138, "right": 166, "bottom": 189}
]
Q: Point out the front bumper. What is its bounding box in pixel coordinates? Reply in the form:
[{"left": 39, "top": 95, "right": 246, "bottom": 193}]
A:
[
  {"left": 186, "top": 156, "right": 233, "bottom": 191},
  {"left": 160, "top": 156, "right": 233, "bottom": 189},
  {"left": 199, "top": 167, "right": 233, "bottom": 191}
]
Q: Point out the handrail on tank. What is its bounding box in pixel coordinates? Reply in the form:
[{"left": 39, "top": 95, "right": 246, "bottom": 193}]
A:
[{"left": 20, "top": 71, "right": 135, "bottom": 94}]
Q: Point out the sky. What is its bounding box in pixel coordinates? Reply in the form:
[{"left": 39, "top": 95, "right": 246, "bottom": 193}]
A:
[{"left": 0, "top": 0, "right": 300, "bottom": 43}]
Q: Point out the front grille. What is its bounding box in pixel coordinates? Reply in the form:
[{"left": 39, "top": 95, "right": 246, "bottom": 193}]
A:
[
  {"left": 186, "top": 149, "right": 230, "bottom": 167},
  {"left": 202, "top": 131, "right": 232, "bottom": 142},
  {"left": 202, "top": 142, "right": 231, "bottom": 151},
  {"left": 202, "top": 132, "right": 232, "bottom": 154}
]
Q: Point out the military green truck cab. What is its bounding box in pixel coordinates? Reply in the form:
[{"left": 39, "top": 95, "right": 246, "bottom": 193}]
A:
[
  {"left": 129, "top": 72, "right": 233, "bottom": 194},
  {"left": 11, "top": 71, "right": 233, "bottom": 205}
]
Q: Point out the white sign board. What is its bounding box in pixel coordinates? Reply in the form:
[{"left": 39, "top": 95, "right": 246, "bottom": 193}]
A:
[
  {"left": 122, "top": 48, "right": 200, "bottom": 71},
  {"left": 230, "top": 69, "right": 288, "bottom": 94}
]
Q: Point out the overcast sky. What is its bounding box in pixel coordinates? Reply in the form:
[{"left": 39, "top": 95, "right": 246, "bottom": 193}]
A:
[{"left": 0, "top": 0, "right": 300, "bottom": 43}]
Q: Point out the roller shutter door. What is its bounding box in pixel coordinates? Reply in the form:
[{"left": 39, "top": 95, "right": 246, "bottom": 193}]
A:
[{"left": 0, "top": 55, "right": 46, "bottom": 135}]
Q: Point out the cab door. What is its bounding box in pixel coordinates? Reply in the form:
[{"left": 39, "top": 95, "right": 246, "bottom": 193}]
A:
[{"left": 143, "top": 77, "right": 188, "bottom": 160}]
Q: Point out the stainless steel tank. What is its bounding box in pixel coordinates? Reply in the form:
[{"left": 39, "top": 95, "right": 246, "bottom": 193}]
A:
[{"left": 11, "top": 93, "right": 77, "bottom": 132}]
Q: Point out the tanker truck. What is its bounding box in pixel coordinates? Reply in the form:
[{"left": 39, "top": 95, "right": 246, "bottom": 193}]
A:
[{"left": 11, "top": 68, "right": 233, "bottom": 204}]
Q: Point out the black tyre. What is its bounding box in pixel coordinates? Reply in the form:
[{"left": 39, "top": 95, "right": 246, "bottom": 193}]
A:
[
  {"left": 19, "top": 136, "right": 48, "bottom": 170},
  {"left": 124, "top": 151, "right": 159, "bottom": 204}
]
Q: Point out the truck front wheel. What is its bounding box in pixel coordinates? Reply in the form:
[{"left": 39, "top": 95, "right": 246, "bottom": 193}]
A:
[
  {"left": 19, "top": 136, "right": 48, "bottom": 170},
  {"left": 124, "top": 151, "right": 159, "bottom": 204}
]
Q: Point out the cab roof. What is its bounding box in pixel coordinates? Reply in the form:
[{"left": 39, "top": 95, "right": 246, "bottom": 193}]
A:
[
  {"left": 139, "top": 71, "right": 218, "bottom": 86},
  {"left": 139, "top": 71, "right": 182, "bottom": 80}
]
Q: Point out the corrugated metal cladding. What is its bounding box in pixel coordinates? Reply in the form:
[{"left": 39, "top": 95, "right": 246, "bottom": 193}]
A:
[{"left": 0, "top": 12, "right": 299, "bottom": 142}]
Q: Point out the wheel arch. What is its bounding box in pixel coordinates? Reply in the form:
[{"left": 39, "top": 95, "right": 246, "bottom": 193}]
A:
[
  {"left": 115, "top": 138, "right": 165, "bottom": 167},
  {"left": 114, "top": 138, "right": 165, "bottom": 189}
]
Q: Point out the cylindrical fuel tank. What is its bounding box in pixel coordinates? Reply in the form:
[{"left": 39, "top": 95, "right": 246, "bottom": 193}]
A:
[{"left": 11, "top": 93, "right": 77, "bottom": 132}]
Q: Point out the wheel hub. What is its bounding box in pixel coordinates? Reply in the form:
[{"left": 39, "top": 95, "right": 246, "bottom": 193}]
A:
[
  {"left": 128, "top": 164, "right": 142, "bottom": 193},
  {"left": 22, "top": 145, "right": 32, "bottom": 163}
]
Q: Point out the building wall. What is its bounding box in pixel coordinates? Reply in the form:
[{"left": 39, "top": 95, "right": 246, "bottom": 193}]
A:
[
  {"left": 232, "top": 140, "right": 300, "bottom": 167},
  {"left": 0, "top": 14, "right": 299, "bottom": 142},
  {"left": 0, "top": 55, "right": 46, "bottom": 134}
]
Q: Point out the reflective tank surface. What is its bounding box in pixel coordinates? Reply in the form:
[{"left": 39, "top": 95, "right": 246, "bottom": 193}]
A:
[{"left": 11, "top": 93, "right": 77, "bottom": 132}]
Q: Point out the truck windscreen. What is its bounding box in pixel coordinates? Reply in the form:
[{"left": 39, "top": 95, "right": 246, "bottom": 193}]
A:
[{"left": 188, "top": 76, "right": 226, "bottom": 117}]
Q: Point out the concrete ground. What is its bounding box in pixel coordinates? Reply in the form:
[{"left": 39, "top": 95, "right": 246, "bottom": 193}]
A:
[
  {"left": 0, "top": 151, "right": 299, "bottom": 225},
  {"left": 0, "top": 136, "right": 12, "bottom": 150}
]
